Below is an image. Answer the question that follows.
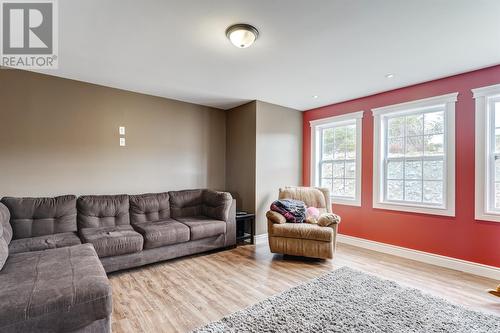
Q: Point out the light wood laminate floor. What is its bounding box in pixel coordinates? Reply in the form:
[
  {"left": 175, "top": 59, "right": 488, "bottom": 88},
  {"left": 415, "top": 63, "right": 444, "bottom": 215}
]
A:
[{"left": 109, "top": 242, "right": 500, "bottom": 333}]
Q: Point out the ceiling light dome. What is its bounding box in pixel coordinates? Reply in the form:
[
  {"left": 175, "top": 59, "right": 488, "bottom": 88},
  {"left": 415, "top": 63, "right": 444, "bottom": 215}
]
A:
[{"left": 226, "top": 24, "right": 259, "bottom": 48}]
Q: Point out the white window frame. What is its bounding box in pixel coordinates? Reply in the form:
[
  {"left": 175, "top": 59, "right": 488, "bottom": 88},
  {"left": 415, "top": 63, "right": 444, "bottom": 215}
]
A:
[
  {"left": 473, "top": 83, "right": 500, "bottom": 223},
  {"left": 372, "top": 93, "right": 457, "bottom": 216},
  {"left": 310, "top": 111, "right": 364, "bottom": 206}
]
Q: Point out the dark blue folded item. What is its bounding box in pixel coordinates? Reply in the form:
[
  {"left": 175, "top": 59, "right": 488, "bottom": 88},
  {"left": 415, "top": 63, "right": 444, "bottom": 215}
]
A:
[{"left": 270, "top": 199, "right": 306, "bottom": 223}]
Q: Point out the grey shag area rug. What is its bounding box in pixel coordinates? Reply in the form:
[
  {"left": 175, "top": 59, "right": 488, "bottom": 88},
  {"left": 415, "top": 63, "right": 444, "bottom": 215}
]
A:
[{"left": 193, "top": 267, "right": 500, "bottom": 333}]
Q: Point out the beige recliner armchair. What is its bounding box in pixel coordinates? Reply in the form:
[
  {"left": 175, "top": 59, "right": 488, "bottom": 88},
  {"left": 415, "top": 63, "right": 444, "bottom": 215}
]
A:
[{"left": 266, "top": 186, "right": 339, "bottom": 259}]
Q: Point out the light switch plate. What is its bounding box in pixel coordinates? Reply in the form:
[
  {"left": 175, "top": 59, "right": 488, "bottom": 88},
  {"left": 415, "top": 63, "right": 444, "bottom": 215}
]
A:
[
  {"left": 119, "top": 126, "right": 126, "bottom": 135},
  {"left": 119, "top": 138, "right": 126, "bottom": 146}
]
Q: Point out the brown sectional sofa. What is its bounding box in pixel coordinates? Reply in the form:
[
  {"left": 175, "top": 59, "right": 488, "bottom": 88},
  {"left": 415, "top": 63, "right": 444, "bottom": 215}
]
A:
[{"left": 0, "top": 189, "right": 236, "bottom": 333}]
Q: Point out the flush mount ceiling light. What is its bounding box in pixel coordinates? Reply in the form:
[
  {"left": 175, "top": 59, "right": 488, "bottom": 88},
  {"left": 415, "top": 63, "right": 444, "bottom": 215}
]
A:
[
  {"left": 385, "top": 73, "right": 395, "bottom": 78},
  {"left": 226, "top": 24, "right": 259, "bottom": 48}
]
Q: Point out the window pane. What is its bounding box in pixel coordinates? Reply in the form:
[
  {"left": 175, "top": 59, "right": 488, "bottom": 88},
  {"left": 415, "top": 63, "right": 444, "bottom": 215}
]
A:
[
  {"left": 423, "top": 181, "right": 443, "bottom": 204},
  {"left": 333, "top": 127, "right": 346, "bottom": 160},
  {"left": 423, "top": 160, "right": 444, "bottom": 180},
  {"left": 321, "top": 178, "right": 332, "bottom": 192},
  {"left": 388, "top": 117, "right": 404, "bottom": 138},
  {"left": 406, "top": 136, "right": 423, "bottom": 157},
  {"left": 496, "top": 183, "right": 500, "bottom": 209},
  {"left": 387, "top": 161, "right": 403, "bottom": 179},
  {"left": 344, "top": 179, "right": 355, "bottom": 198},
  {"left": 322, "top": 144, "right": 333, "bottom": 160},
  {"left": 424, "top": 134, "right": 444, "bottom": 156},
  {"left": 345, "top": 161, "right": 356, "bottom": 178},
  {"left": 321, "top": 163, "right": 333, "bottom": 178},
  {"left": 405, "top": 180, "right": 422, "bottom": 202},
  {"left": 332, "top": 179, "right": 344, "bottom": 196},
  {"left": 322, "top": 128, "right": 334, "bottom": 145},
  {"left": 424, "top": 111, "right": 444, "bottom": 135},
  {"left": 332, "top": 161, "right": 344, "bottom": 178},
  {"left": 387, "top": 180, "right": 403, "bottom": 201},
  {"left": 388, "top": 138, "right": 404, "bottom": 157},
  {"left": 405, "top": 160, "right": 422, "bottom": 180},
  {"left": 406, "top": 114, "right": 424, "bottom": 136},
  {"left": 346, "top": 125, "right": 356, "bottom": 159},
  {"left": 322, "top": 129, "right": 334, "bottom": 160},
  {"left": 495, "top": 103, "right": 500, "bottom": 128},
  {"left": 495, "top": 128, "right": 500, "bottom": 153}
]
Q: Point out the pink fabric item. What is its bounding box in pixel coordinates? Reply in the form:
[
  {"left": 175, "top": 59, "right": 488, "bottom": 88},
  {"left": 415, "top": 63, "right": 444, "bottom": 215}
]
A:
[{"left": 306, "top": 206, "right": 320, "bottom": 219}]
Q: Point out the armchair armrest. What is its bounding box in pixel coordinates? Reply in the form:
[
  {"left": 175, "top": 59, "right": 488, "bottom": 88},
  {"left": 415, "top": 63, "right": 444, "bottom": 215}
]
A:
[{"left": 266, "top": 210, "right": 286, "bottom": 224}]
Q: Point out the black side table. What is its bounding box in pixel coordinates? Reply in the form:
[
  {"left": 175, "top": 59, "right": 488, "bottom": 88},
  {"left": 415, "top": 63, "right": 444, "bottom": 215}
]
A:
[{"left": 236, "top": 212, "right": 255, "bottom": 245}]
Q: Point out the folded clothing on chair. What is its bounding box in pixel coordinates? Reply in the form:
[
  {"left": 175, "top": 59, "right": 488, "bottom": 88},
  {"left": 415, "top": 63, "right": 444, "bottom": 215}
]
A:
[{"left": 270, "top": 199, "right": 306, "bottom": 223}]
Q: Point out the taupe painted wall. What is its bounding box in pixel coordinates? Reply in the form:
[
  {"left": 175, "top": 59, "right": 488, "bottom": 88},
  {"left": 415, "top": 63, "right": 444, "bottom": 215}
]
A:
[
  {"left": 0, "top": 69, "right": 226, "bottom": 197},
  {"left": 225, "top": 101, "right": 256, "bottom": 213},
  {"left": 225, "top": 100, "right": 302, "bottom": 235},
  {"left": 255, "top": 101, "right": 302, "bottom": 235}
]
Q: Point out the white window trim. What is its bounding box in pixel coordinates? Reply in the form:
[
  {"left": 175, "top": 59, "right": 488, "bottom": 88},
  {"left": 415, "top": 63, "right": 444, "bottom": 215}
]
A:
[
  {"left": 473, "top": 83, "right": 500, "bottom": 223},
  {"left": 372, "top": 93, "right": 458, "bottom": 216},
  {"left": 310, "top": 111, "right": 364, "bottom": 206}
]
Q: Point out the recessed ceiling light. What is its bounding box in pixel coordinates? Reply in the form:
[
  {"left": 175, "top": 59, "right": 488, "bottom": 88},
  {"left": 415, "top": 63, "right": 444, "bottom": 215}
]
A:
[
  {"left": 385, "top": 73, "right": 395, "bottom": 78},
  {"left": 312, "top": 95, "right": 319, "bottom": 99},
  {"left": 226, "top": 24, "right": 259, "bottom": 48}
]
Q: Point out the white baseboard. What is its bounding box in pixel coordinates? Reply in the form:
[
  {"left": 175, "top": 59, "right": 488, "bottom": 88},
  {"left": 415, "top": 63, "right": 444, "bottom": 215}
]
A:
[
  {"left": 337, "top": 234, "right": 500, "bottom": 280},
  {"left": 254, "top": 233, "right": 268, "bottom": 244}
]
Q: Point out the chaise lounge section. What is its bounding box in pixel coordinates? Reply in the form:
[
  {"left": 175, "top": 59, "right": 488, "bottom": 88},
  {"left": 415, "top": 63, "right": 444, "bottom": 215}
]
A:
[{"left": 0, "top": 201, "right": 112, "bottom": 333}]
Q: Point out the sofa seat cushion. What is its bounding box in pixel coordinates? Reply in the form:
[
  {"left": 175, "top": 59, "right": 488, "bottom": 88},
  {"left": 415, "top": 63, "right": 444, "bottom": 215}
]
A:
[
  {"left": 80, "top": 225, "right": 143, "bottom": 258},
  {"left": 133, "top": 219, "right": 190, "bottom": 249},
  {"left": 175, "top": 216, "right": 226, "bottom": 241},
  {"left": 8, "top": 231, "right": 82, "bottom": 254},
  {"left": 0, "top": 244, "right": 111, "bottom": 333},
  {"left": 270, "top": 222, "right": 333, "bottom": 242}
]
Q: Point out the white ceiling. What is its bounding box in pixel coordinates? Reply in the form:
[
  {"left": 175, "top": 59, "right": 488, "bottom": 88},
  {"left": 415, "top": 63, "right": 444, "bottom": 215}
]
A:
[{"left": 35, "top": 0, "right": 500, "bottom": 111}]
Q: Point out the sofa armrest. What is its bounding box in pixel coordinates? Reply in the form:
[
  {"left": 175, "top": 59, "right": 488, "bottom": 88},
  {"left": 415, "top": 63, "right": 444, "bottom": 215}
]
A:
[
  {"left": 224, "top": 199, "right": 236, "bottom": 246},
  {"left": 203, "top": 189, "right": 233, "bottom": 221},
  {"left": 202, "top": 190, "right": 235, "bottom": 247},
  {"left": 266, "top": 210, "right": 286, "bottom": 224}
]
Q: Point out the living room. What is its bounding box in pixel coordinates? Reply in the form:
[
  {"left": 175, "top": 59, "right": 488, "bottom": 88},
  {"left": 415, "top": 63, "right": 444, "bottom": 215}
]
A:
[{"left": 0, "top": 1, "right": 499, "bottom": 332}]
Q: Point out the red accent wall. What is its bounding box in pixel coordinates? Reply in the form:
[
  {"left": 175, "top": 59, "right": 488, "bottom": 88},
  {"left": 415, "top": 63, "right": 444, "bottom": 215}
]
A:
[{"left": 303, "top": 65, "right": 500, "bottom": 267}]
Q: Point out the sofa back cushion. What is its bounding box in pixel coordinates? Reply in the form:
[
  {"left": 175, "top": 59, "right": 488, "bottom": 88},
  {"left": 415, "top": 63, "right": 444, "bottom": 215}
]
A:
[
  {"left": 129, "top": 192, "right": 170, "bottom": 224},
  {"left": 1, "top": 195, "right": 77, "bottom": 239},
  {"left": 0, "top": 203, "right": 12, "bottom": 270},
  {"left": 77, "top": 195, "right": 130, "bottom": 229},
  {"left": 169, "top": 189, "right": 204, "bottom": 218}
]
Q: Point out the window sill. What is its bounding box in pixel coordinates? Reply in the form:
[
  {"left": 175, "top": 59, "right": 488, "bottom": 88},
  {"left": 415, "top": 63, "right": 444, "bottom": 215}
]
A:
[
  {"left": 373, "top": 201, "right": 455, "bottom": 217},
  {"left": 332, "top": 197, "right": 361, "bottom": 207},
  {"left": 475, "top": 211, "right": 500, "bottom": 223}
]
